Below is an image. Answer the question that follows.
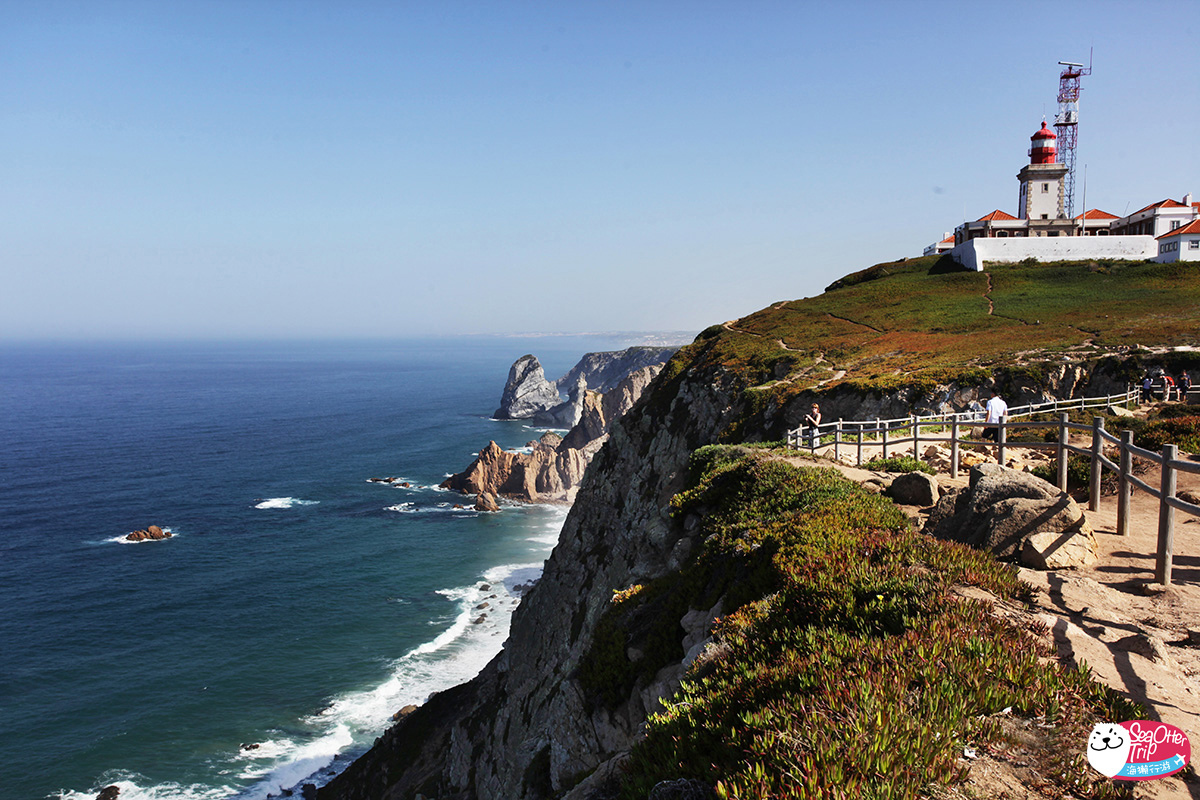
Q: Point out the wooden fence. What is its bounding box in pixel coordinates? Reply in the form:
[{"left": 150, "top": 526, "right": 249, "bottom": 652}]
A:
[{"left": 786, "top": 386, "right": 1200, "bottom": 585}]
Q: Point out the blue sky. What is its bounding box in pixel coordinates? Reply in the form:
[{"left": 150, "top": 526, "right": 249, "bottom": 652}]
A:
[{"left": 3, "top": 1, "right": 1197, "bottom": 340}]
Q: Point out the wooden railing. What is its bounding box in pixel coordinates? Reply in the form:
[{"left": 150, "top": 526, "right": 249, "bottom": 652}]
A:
[{"left": 786, "top": 386, "right": 1200, "bottom": 584}]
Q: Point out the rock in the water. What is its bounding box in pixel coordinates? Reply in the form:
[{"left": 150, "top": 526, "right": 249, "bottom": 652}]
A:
[
  {"left": 493, "top": 355, "right": 562, "bottom": 420},
  {"left": 925, "top": 465, "right": 1096, "bottom": 568},
  {"left": 474, "top": 492, "right": 500, "bottom": 512},
  {"left": 126, "top": 525, "right": 171, "bottom": 542},
  {"left": 885, "top": 471, "right": 940, "bottom": 506},
  {"left": 96, "top": 787, "right": 120, "bottom": 800}
]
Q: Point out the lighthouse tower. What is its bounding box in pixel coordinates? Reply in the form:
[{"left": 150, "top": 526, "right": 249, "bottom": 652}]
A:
[{"left": 1016, "top": 121, "right": 1069, "bottom": 233}]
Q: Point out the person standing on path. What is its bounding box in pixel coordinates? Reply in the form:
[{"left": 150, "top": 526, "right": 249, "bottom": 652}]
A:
[
  {"left": 983, "top": 389, "right": 1008, "bottom": 443},
  {"left": 805, "top": 403, "right": 822, "bottom": 448}
]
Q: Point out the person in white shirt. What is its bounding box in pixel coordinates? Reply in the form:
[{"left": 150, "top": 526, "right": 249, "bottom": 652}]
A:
[{"left": 983, "top": 390, "right": 1008, "bottom": 442}]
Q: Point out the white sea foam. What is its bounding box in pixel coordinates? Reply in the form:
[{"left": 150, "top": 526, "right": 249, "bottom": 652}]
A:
[
  {"left": 52, "top": 777, "right": 230, "bottom": 800},
  {"left": 385, "top": 502, "right": 477, "bottom": 515},
  {"left": 254, "top": 497, "right": 319, "bottom": 510}
]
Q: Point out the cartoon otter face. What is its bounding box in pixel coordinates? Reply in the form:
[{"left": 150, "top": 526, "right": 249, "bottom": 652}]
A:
[{"left": 1087, "top": 723, "right": 1131, "bottom": 778}]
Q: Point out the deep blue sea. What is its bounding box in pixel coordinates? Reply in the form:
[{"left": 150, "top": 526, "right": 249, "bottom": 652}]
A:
[{"left": 0, "top": 337, "right": 635, "bottom": 800}]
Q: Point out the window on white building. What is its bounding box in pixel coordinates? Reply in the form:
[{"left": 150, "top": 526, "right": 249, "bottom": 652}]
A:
[
  {"left": 1190, "top": 240, "right": 1199, "bottom": 249},
  {"left": 1041, "top": 183, "right": 1049, "bottom": 193}
]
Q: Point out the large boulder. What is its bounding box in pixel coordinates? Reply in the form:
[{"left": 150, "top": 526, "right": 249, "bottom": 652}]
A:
[
  {"left": 493, "top": 355, "right": 561, "bottom": 420},
  {"left": 885, "top": 471, "right": 940, "bottom": 506},
  {"left": 924, "top": 464, "right": 1097, "bottom": 569}
]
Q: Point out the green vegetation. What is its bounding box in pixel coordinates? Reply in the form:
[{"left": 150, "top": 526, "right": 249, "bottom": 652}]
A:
[
  {"left": 863, "top": 455, "right": 934, "bottom": 475},
  {"left": 684, "top": 257, "right": 1200, "bottom": 408},
  {"left": 1132, "top": 415, "right": 1200, "bottom": 454},
  {"left": 603, "top": 449, "right": 1138, "bottom": 799}
]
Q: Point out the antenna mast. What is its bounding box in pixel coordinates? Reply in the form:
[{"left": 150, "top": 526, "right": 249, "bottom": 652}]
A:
[{"left": 1053, "top": 53, "right": 1091, "bottom": 220}]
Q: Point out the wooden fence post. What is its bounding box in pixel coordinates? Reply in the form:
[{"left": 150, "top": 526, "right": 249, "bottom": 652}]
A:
[
  {"left": 997, "top": 415, "right": 1007, "bottom": 466},
  {"left": 912, "top": 416, "right": 919, "bottom": 459},
  {"left": 1089, "top": 416, "right": 1104, "bottom": 512},
  {"left": 1118, "top": 430, "right": 1133, "bottom": 537},
  {"left": 1157, "top": 443, "right": 1178, "bottom": 586},
  {"left": 881, "top": 419, "right": 887, "bottom": 459},
  {"left": 1057, "top": 412, "right": 1069, "bottom": 492},
  {"left": 950, "top": 418, "right": 960, "bottom": 480},
  {"left": 856, "top": 422, "right": 863, "bottom": 466},
  {"left": 835, "top": 420, "right": 842, "bottom": 462}
]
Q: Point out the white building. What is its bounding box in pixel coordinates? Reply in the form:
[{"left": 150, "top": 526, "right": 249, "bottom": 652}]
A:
[
  {"left": 1156, "top": 219, "right": 1200, "bottom": 262},
  {"left": 937, "top": 121, "right": 1196, "bottom": 271}
]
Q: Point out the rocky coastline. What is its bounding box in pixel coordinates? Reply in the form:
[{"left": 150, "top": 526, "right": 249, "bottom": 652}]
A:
[{"left": 442, "top": 348, "right": 674, "bottom": 507}]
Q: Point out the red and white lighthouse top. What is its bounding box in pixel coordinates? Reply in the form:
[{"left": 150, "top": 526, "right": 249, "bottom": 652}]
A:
[{"left": 1029, "top": 121, "right": 1057, "bottom": 165}]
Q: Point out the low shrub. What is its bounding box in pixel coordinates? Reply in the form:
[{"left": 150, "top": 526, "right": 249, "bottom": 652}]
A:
[{"left": 864, "top": 455, "right": 935, "bottom": 475}]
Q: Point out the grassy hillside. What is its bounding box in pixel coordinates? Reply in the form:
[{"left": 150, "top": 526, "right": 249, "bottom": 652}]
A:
[{"left": 687, "top": 256, "right": 1200, "bottom": 399}]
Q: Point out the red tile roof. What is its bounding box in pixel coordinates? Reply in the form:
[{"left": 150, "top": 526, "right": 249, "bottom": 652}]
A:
[
  {"left": 941, "top": 235, "right": 954, "bottom": 243},
  {"left": 1156, "top": 219, "right": 1200, "bottom": 239},
  {"left": 1132, "top": 198, "right": 1187, "bottom": 216},
  {"left": 1075, "top": 209, "right": 1119, "bottom": 220},
  {"left": 977, "top": 209, "right": 1017, "bottom": 221}
]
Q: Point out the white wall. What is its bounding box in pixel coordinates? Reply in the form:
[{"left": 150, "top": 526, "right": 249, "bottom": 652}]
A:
[{"left": 950, "top": 236, "right": 1158, "bottom": 271}]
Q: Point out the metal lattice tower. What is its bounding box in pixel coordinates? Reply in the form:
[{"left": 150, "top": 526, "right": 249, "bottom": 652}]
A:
[{"left": 1053, "top": 57, "right": 1091, "bottom": 220}]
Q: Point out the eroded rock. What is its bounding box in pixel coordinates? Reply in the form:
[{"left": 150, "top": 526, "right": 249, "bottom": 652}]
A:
[{"left": 925, "top": 465, "right": 1096, "bottom": 568}]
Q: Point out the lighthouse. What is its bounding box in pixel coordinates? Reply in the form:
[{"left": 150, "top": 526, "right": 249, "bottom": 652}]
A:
[{"left": 1017, "top": 121, "right": 1069, "bottom": 231}]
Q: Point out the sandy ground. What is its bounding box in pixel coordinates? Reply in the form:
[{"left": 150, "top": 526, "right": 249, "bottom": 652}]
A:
[{"left": 784, "top": 425, "right": 1200, "bottom": 798}]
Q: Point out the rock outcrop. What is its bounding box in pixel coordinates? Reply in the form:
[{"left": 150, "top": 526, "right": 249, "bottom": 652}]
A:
[
  {"left": 126, "top": 525, "right": 171, "bottom": 542},
  {"left": 493, "top": 355, "right": 562, "bottom": 420},
  {"left": 925, "top": 464, "right": 1097, "bottom": 569},
  {"left": 494, "top": 347, "right": 679, "bottom": 424},
  {"left": 442, "top": 434, "right": 590, "bottom": 504},
  {"left": 531, "top": 375, "right": 588, "bottom": 428},
  {"left": 554, "top": 346, "right": 679, "bottom": 395},
  {"left": 449, "top": 362, "right": 667, "bottom": 504}
]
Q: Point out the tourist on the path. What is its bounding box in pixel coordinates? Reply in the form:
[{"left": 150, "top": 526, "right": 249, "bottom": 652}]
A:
[
  {"left": 805, "top": 403, "right": 822, "bottom": 448},
  {"left": 1182, "top": 372, "right": 1192, "bottom": 402},
  {"left": 1162, "top": 374, "right": 1176, "bottom": 402},
  {"left": 983, "top": 389, "right": 1008, "bottom": 442},
  {"left": 1142, "top": 375, "right": 1153, "bottom": 404}
]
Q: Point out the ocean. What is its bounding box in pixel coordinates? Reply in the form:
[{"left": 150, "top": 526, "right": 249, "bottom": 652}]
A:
[{"left": 0, "top": 337, "right": 635, "bottom": 800}]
